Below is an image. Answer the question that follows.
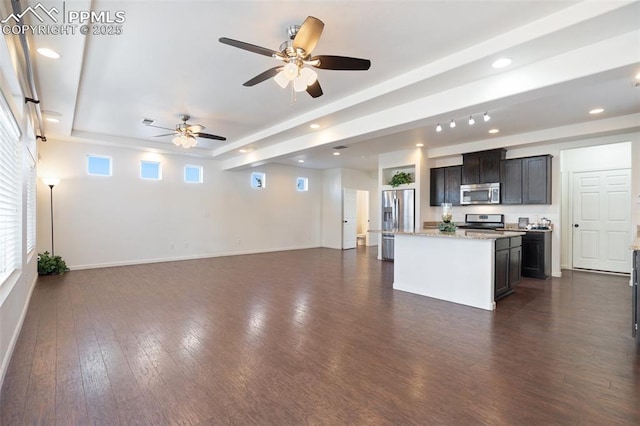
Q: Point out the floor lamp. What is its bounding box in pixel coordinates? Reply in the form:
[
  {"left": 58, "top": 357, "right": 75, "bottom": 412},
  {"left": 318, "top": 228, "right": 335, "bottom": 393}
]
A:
[{"left": 42, "top": 177, "right": 60, "bottom": 256}]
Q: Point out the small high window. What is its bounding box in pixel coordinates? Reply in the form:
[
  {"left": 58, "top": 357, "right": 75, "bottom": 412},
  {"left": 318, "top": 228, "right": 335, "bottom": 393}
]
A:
[
  {"left": 184, "top": 165, "right": 203, "bottom": 183},
  {"left": 296, "top": 177, "right": 308, "bottom": 192},
  {"left": 87, "top": 155, "right": 112, "bottom": 176},
  {"left": 141, "top": 160, "right": 162, "bottom": 180}
]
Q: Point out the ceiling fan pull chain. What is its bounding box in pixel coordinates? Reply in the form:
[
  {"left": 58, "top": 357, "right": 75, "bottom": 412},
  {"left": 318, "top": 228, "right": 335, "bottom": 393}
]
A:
[{"left": 290, "top": 83, "right": 296, "bottom": 106}]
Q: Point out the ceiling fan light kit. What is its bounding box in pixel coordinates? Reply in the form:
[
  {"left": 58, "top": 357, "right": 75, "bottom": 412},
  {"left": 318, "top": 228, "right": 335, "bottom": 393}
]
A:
[{"left": 145, "top": 114, "right": 226, "bottom": 148}]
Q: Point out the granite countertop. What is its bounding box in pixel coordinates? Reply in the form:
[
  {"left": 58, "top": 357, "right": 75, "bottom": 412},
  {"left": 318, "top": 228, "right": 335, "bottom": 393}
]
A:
[
  {"left": 631, "top": 238, "right": 640, "bottom": 250},
  {"left": 369, "top": 229, "right": 525, "bottom": 240}
]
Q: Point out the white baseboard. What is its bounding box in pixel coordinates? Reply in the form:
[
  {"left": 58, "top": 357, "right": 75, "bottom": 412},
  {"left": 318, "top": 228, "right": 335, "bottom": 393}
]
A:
[{"left": 68, "top": 245, "right": 323, "bottom": 271}]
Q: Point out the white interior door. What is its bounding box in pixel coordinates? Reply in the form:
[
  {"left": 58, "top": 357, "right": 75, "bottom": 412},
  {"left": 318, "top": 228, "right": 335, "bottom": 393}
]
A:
[
  {"left": 342, "top": 188, "right": 357, "bottom": 249},
  {"left": 572, "top": 169, "right": 631, "bottom": 273}
]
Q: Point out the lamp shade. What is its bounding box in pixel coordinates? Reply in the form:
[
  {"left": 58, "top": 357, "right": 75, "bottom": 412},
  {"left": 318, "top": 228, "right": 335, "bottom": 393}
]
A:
[
  {"left": 274, "top": 71, "right": 289, "bottom": 88},
  {"left": 282, "top": 62, "right": 299, "bottom": 81},
  {"left": 42, "top": 177, "right": 60, "bottom": 186}
]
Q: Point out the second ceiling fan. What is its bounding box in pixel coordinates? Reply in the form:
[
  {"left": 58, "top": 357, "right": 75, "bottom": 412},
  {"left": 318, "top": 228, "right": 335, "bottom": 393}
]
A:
[{"left": 219, "top": 16, "right": 371, "bottom": 98}]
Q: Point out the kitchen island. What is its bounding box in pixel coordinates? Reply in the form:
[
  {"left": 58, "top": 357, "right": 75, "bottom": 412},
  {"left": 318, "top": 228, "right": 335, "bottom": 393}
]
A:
[{"left": 372, "top": 229, "right": 524, "bottom": 311}]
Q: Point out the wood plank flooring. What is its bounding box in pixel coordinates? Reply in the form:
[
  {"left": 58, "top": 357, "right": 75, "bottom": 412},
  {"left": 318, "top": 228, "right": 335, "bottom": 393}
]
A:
[{"left": 1, "top": 247, "right": 639, "bottom": 425}]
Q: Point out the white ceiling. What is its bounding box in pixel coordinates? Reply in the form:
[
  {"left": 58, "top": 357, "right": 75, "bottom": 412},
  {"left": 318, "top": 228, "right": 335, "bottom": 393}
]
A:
[{"left": 12, "top": 0, "right": 640, "bottom": 171}]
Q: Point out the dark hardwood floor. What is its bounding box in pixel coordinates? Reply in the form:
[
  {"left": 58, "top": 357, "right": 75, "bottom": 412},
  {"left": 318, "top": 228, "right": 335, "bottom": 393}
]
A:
[{"left": 1, "top": 247, "right": 638, "bottom": 425}]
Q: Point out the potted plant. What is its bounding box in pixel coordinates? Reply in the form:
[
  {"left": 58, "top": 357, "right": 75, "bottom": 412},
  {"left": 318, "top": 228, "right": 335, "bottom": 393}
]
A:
[
  {"left": 37, "top": 251, "right": 69, "bottom": 275},
  {"left": 389, "top": 171, "right": 413, "bottom": 187}
]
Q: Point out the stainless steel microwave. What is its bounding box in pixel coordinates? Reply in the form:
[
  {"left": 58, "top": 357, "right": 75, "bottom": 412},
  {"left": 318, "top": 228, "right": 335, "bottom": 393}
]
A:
[{"left": 460, "top": 183, "right": 500, "bottom": 205}]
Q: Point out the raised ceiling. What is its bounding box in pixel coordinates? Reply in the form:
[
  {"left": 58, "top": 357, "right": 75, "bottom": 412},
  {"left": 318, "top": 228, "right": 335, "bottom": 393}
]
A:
[{"left": 9, "top": 0, "right": 640, "bottom": 170}]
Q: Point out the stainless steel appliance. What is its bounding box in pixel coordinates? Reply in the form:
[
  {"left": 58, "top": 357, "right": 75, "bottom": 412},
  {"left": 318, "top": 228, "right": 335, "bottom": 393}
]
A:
[
  {"left": 460, "top": 183, "right": 500, "bottom": 205},
  {"left": 381, "top": 189, "right": 415, "bottom": 260},
  {"left": 457, "top": 214, "right": 504, "bottom": 230}
]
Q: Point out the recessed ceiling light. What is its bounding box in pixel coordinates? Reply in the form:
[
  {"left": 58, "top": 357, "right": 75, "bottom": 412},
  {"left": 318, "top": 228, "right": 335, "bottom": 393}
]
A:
[
  {"left": 333, "top": 152, "right": 340, "bottom": 156},
  {"left": 492, "top": 58, "right": 511, "bottom": 69},
  {"left": 298, "top": 159, "right": 305, "bottom": 163},
  {"left": 46, "top": 117, "right": 59, "bottom": 123},
  {"left": 635, "top": 72, "right": 640, "bottom": 80},
  {"left": 416, "top": 143, "right": 424, "bottom": 147},
  {"left": 489, "top": 129, "right": 500, "bottom": 134},
  {"left": 309, "top": 123, "right": 320, "bottom": 129},
  {"left": 589, "top": 108, "right": 604, "bottom": 114},
  {"left": 37, "top": 48, "right": 60, "bottom": 59},
  {"left": 239, "top": 149, "right": 248, "bottom": 153}
]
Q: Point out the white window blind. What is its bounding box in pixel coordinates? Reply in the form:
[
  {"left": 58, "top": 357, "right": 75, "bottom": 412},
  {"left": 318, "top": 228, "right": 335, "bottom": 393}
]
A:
[
  {"left": 0, "top": 92, "right": 21, "bottom": 283},
  {"left": 26, "top": 157, "right": 36, "bottom": 253}
]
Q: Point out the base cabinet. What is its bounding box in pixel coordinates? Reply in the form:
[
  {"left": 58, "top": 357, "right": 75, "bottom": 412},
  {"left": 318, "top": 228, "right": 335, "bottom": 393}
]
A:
[
  {"left": 522, "top": 231, "right": 551, "bottom": 279},
  {"left": 495, "top": 236, "right": 522, "bottom": 300}
]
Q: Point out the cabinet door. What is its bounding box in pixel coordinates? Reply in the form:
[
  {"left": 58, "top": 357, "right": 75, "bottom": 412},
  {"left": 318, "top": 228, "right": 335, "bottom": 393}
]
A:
[
  {"left": 462, "top": 154, "right": 480, "bottom": 184},
  {"left": 501, "top": 159, "right": 523, "bottom": 204},
  {"left": 495, "top": 249, "right": 510, "bottom": 299},
  {"left": 430, "top": 168, "right": 445, "bottom": 206},
  {"left": 509, "top": 245, "right": 522, "bottom": 286},
  {"left": 523, "top": 155, "right": 552, "bottom": 204},
  {"left": 444, "top": 166, "right": 462, "bottom": 205},
  {"left": 522, "top": 233, "right": 544, "bottom": 278},
  {"left": 480, "top": 154, "right": 502, "bottom": 183}
]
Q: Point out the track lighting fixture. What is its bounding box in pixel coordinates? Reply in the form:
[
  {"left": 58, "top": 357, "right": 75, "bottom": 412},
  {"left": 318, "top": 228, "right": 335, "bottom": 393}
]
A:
[{"left": 434, "top": 111, "right": 492, "bottom": 132}]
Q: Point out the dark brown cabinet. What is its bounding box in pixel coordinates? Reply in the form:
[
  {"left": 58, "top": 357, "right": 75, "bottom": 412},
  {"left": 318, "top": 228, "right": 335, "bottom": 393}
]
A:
[
  {"left": 522, "top": 231, "right": 551, "bottom": 279},
  {"left": 523, "top": 155, "right": 552, "bottom": 204},
  {"left": 495, "top": 236, "right": 522, "bottom": 300},
  {"left": 500, "top": 155, "right": 552, "bottom": 205},
  {"left": 430, "top": 165, "right": 461, "bottom": 206},
  {"left": 462, "top": 149, "right": 505, "bottom": 184},
  {"left": 500, "top": 158, "right": 523, "bottom": 204}
]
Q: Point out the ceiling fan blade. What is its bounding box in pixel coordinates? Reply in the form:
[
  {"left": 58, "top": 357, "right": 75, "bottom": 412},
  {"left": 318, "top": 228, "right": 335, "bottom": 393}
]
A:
[
  {"left": 306, "top": 80, "right": 323, "bottom": 98},
  {"left": 145, "top": 124, "right": 175, "bottom": 131},
  {"left": 311, "top": 55, "right": 371, "bottom": 70},
  {"left": 219, "top": 37, "right": 279, "bottom": 57},
  {"left": 195, "top": 132, "right": 227, "bottom": 141},
  {"left": 293, "top": 16, "right": 324, "bottom": 54},
  {"left": 149, "top": 133, "right": 176, "bottom": 138},
  {"left": 243, "top": 67, "right": 283, "bottom": 87}
]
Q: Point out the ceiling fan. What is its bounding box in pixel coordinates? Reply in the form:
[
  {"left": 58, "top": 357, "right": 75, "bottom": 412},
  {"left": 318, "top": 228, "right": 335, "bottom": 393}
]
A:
[
  {"left": 144, "top": 114, "right": 226, "bottom": 148},
  {"left": 219, "top": 16, "right": 371, "bottom": 98}
]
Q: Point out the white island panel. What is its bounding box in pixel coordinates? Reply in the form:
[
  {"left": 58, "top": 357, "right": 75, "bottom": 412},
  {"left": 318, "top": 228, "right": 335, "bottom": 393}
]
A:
[{"left": 394, "top": 233, "right": 496, "bottom": 311}]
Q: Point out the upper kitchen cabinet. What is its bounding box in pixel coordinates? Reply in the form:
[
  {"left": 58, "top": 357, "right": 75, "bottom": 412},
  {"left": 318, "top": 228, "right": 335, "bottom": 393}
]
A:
[
  {"left": 500, "top": 155, "right": 552, "bottom": 205},
  {"left": 501, "top": 158, "right": 523, "bottom": 204},
  {"left": 462, "top": 149, "right": 506, "bottom": 184},
  {"left": 430, "top": 166, "right": 462, "bottom": 206},
  {"left": 522, "top": 155, "right": 552, "bottom": 204}
]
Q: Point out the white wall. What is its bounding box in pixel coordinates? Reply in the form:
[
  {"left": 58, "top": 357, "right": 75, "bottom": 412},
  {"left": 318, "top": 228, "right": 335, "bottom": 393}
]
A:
[
  {"left": 36, "top": 139, "right": 324, "bottom": 269},
  {"left": 0, "top": 34, "right": 39, "bottom": 388}
]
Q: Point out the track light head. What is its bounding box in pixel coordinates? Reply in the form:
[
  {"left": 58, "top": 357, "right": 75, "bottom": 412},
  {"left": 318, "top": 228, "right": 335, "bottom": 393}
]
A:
[
  {"left": 468, "top": 116, "right": 475, "bottom": 125},
  {"left": 436, "top": 123, "right": 442, "bottom": 132},
  {"left": 484, "top": 112, "right": 491, "bottom": 122},
  {"left": 450, "top": 119, "right": 456, "bottom": 128}
]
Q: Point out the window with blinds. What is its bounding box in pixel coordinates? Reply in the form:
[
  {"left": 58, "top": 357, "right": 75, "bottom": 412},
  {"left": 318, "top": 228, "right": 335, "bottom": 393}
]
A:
[
  {"left": 26, "top": 156, "right": 36, "bottom": 253},
  {"left": 0, "top": 92, "right": 21, "bottom": 283}
]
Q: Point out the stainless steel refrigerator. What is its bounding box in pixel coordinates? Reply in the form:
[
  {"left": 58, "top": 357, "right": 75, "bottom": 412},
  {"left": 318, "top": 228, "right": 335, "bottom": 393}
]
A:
[{"left": 381, "top": 189, "right": 415, "bottom": 260}]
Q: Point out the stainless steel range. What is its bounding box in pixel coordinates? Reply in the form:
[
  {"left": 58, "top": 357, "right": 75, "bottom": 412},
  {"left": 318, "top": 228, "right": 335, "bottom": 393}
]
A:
[{"left": 457, "top": 214, "right": 504, "bottom": 231}]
